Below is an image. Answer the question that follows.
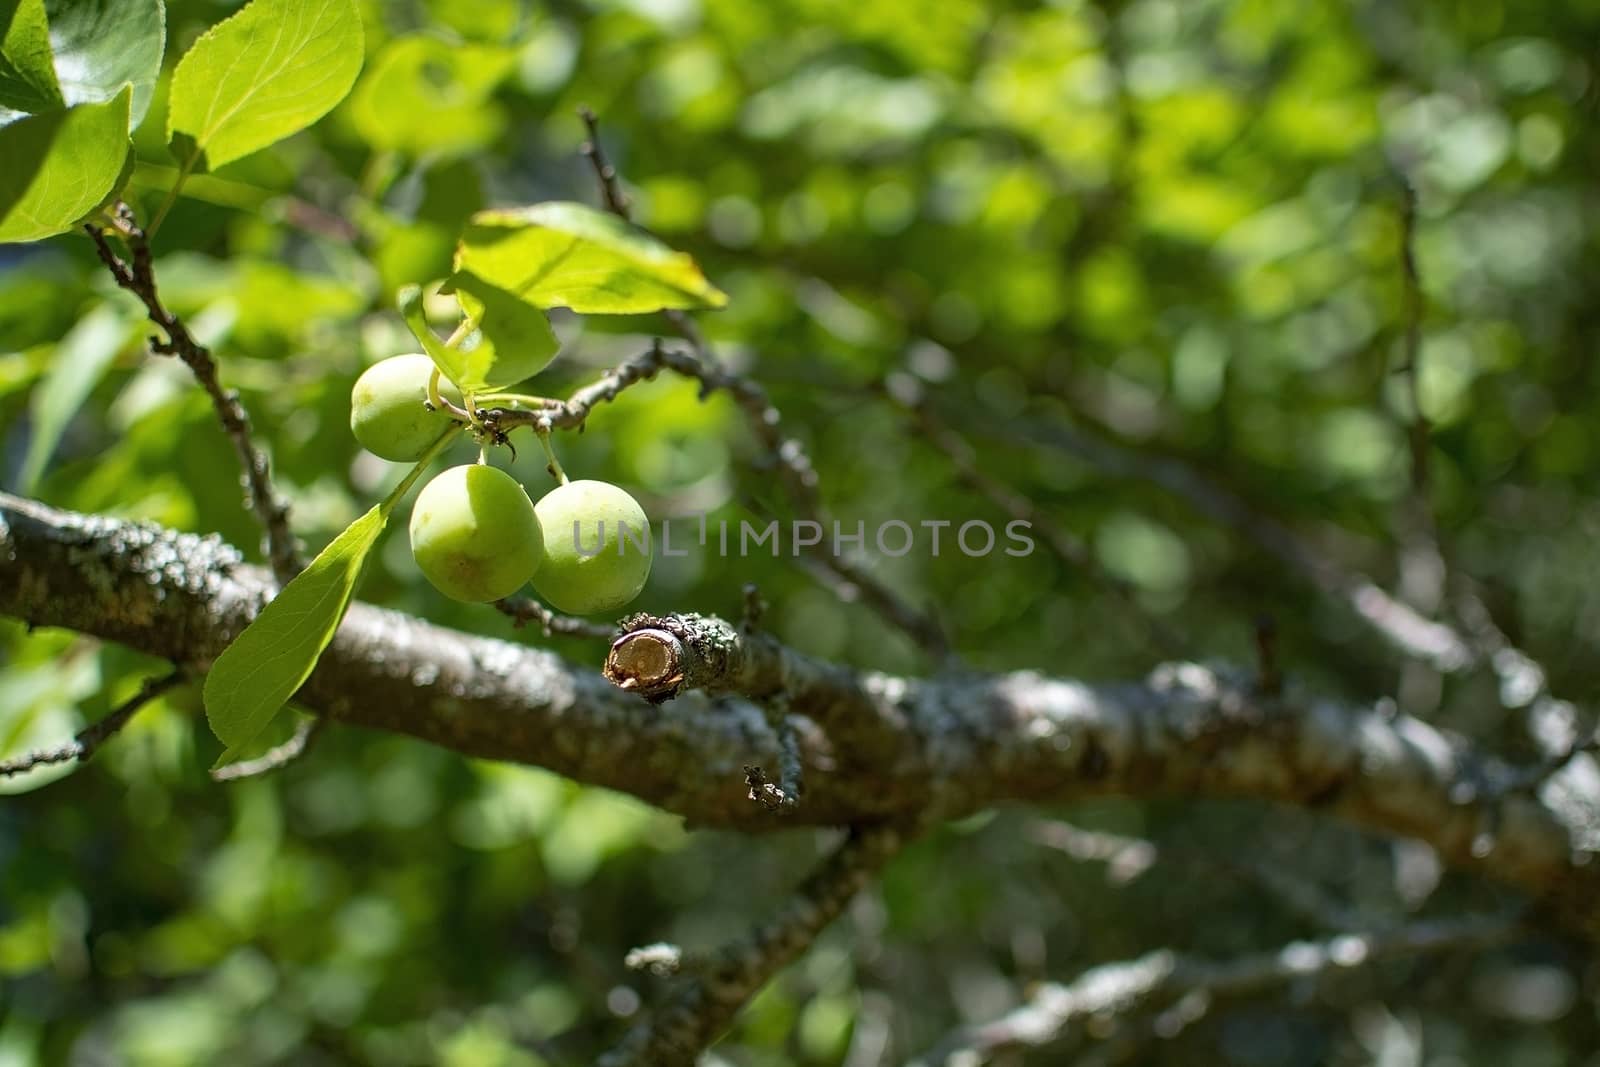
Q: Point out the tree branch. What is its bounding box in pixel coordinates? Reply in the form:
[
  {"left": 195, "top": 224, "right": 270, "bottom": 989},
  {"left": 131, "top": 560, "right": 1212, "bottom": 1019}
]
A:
[
  {"left": 572, "top": 107, "right": 951, "bottom": 661},
  {"left": 493, "top": 594, "right": 619, "bottom": 640},
  {"left": 488, "top": 340, "right": 952, "bottom": 659},
  {"left": 0, "top": 671, "right": 185, "bottom": 776},
  {"left": 4, "top": 492, "right": 1600, "bottom": 937},
  {"left": 999, "top": 412, "right": 1476, "bottom": 673},
  {"left": 210, "top": 716, "right": 325, "bottom": 782},
  {"left": 85, "top": 205, "right": 302, "bottom": 583},
  {"left": 599, "top": 823, "right": 905, "bottom": 1066},
  {"left": 910, "top": 399, "right": 1184, "bottom": 658},
  {"left": 912, "top": 914, "right": 1521, "bottom": 1066}
]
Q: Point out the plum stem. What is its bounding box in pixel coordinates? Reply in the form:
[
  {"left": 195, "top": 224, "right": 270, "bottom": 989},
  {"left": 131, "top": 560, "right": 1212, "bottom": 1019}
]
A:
[{"left": 536, "top": 423, "right": 570, "bottom": 486}]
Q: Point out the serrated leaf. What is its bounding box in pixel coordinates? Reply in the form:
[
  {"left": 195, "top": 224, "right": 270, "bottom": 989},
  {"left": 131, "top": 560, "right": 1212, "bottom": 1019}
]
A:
[
  {"left": 0, "top": 0, "right": 62, "bottom": 117},
  {"left": 167, "top": 0, "right": 361, "bottom": 173},
  {"left": 20, "top": 301, "right": 128, "bottom": 492},
  {"left": 0, "top": 87, "right": 130, "bottom": 242},
  {"left": 202, "top": 504, "right": 383, "bottom": 752},
  {"left": 41, "top": 0, "right": 165, "bottom": 127},
  {"left": 349, "top": 35, "right": 514, "bottom": 157},
  {"left": 453, "top": 201, "right": 729, "bottom": 315}
]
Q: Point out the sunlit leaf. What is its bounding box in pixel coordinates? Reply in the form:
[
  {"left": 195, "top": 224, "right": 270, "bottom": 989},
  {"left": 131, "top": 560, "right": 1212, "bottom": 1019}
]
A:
[
  {"left": 398, "top": 281, "right": 555, "bottom": 394},
  {"left": 202, "top": 424, "right": 454, "bottom": 755},
  {"left": 450, "top": 271, "right": 559, "bottom": 388},
  {"left": 452, "top": 201, "right": 729, "bottom": 315},
  {"left": 0, "top": 0, "right": 61, "bottom": 118},
  {"left": 40, "top": 0, "right": 165, "bottom": 128},
  {"left": 167, "top": 0, "right": 361, "bottom": 172},
  {"left": 0, "top": 87, "right": 129, "bottom": 241},
  {"left": 203, "top": 505, "right": 384, "bottom": 752}
]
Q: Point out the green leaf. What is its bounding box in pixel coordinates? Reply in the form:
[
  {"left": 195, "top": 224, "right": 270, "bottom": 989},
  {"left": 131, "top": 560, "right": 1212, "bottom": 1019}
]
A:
[
  {"left": 0, "top": 87, "right": 130, "bottom": 242},
  {"left": 201, "top": 428, "right": 455, "bottom": 754},
  {"left": 20, "top": 301, "right": 127, "bottom": 492},
  {"left": 202, "top": 505, "right": 384, "bottom": 752},
  {"left": 40, "top": 0, "right": 165, "bottom": 128},
  {"left": 398, "top": 282, "right": 556, "bottom": 393},
  {"left": 0, "top": 0, "right": 62, "bottom": 117},
  {"left": 167, "top": 0, "right": 361, "bottom": 173},
  {"left": 349, "top": 35, "right": 515, "bottom": 157},
  {"left": 449, "top": 271, "right": 560, "bottom": 389},
  {"left": 452, "top": 202, "right": 730, "bottom": 315}
]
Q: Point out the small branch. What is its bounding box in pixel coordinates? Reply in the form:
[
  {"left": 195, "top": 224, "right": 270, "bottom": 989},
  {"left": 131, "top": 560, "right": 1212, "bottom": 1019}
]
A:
[
  {"left": 603, "top": 612, "right": 858, "bottom": 711},
  {"left": 1026, "top": 819, "right": 1159, "bottom": 886},
  {"left": 912, "top": 400, "right": 1183, "bottom": 658},
  {"left": 85, "top": 205, "right": 301, "bottom": 583},
  {"left": 1253, "top": 614, "right": 1282, "bottom": 697},
  {"left": 494, "top": 595, "right": 619, "bottom": 640},
  {"left": 912, "top": 915, "right": 1521, "bottom": 1066},
  {"left": 606, "top": 613, "right": 839, "bottom": 808},
  {"left": 742, "top": 708, "right": 803, "bottom": 812},
  {"left": 1003, "top": 413, "right": 1475, "bottom": 672},
  {"left": 572, "top": 110, "right": 947, "bottom": 660},
  {"left": 1395, "top": 174, "right": 1432, "bottom": 539},
  {"left": 210, "top": 716, "right": 325, "bottom": 782},
  {"left": 0, "top": 672, "right": 184, "bottom": 777},
  {"left": 1389, "top": 174, "right": 1448, "bottom": 719},
  {"left": 579, "top": 105, "right": 630, "bottom": 218},
  {"left": 740, "top": 582, "right": 765, "bottom": 633},
  {"left": 599, "top": 823, "right": 905, "bottom": 1067}
]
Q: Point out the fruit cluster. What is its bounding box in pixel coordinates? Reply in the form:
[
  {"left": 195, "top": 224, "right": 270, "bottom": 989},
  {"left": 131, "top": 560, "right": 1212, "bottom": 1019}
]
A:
[{"left": 350, "top": 355, "right": 652, "bottom": 614}]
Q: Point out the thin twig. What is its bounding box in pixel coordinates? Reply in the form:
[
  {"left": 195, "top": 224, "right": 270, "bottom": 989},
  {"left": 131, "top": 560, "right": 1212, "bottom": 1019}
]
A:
[
  {"left": 210, "top": 716, "right": 326, "bottom": 782},
  {"left": 577, "top": 106, "right": 720, "bottom": 374},
  {"left": 599, "top": 824, "right": 905, "bottom": 1067},
  {"left": 743, "top": 701, "right": 803, "bottom": 812},
  {"left": 1389, "top": 174, "right": 1448, "bottom": 718},
  {"left": 490, "top": 340, "right": 952, "bottom": 660},
  {"left": 1002, "top": 413, "right": 1474, "bottom": 671},
  {"left": 0, "top": 672, "right": 185, "bottom": 777},
  {"left": 493, "top": 595, "right": 619, "bottom": 640},
  {"left": 1395, "top": 175, "right": 1432, "bottom": 546},
  {"left": 574, "top": 110, "right": 948, "bottom": 660},
  {"left": 912, "top": 400, "right": 1184, "bottom": 658},
  {"left": 85, "top": 205, "right": 301, "bottom": 582},
  {"left": 912, "top": 915, "right": 1520, "bottom": 1066}
]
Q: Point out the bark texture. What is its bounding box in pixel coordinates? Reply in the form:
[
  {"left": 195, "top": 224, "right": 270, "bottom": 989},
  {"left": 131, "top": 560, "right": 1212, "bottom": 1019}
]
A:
[{"left": 4, "top": 492, "right": 1599, "bottom": 931}]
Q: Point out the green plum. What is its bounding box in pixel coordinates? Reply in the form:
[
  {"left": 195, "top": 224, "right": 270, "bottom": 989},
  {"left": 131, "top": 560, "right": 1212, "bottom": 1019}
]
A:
[
  {"left": 409, "top": 465, "right": 543, "bottom": 602},
  {"left": 532, "top": 480, "right": 652, "bottom": 614},
  {"left": 350, "top": 354, "right": 462, "bottom": 461}
]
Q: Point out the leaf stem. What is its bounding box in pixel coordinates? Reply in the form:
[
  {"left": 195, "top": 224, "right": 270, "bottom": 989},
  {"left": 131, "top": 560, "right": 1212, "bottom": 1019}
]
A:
[
  {"left": 381, "top": 424, "right": 462, "bottom": 514},
  {"left": 536, "top": 426, "right": 569, "bottom": 486},
  {"left": 147, "top": 155, "right": 196, "bottom": 239}
]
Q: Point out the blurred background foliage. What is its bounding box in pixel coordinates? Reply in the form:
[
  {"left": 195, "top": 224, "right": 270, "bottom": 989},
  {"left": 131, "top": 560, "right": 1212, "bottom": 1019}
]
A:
[{"left": 3, "top": 0, "right": 1600, "bottom": 1062}]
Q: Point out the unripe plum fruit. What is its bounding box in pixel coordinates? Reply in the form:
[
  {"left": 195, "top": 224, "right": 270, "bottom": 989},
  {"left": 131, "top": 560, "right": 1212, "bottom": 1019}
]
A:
[
  {"left": 410, "top": 465, "right": 543, "bottom": 602},
  {"left": 350, "top": 354, "right": 462, "bottom": 461},
  {"left": 532, "top": 480, "right": 652, "bottom": 615}
]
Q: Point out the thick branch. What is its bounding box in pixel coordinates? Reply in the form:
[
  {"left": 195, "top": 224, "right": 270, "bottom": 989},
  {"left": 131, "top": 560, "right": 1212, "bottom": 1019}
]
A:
[{"left": 4, "top": 493, "right": 1600, "bottom": 935}]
